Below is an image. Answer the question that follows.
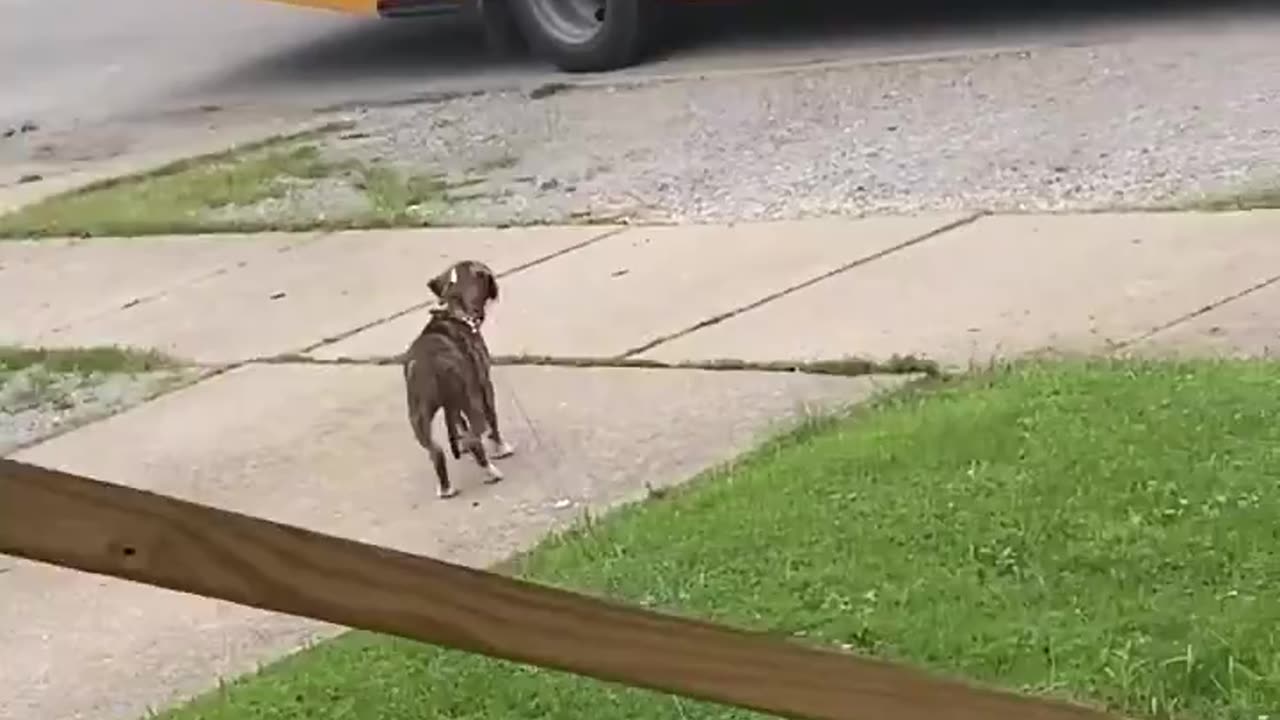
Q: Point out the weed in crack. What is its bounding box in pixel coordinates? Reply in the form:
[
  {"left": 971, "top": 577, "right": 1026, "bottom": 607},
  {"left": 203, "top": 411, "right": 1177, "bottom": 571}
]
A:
[{"left": 256, "top": 351, "right": 940, "bottom": 379}]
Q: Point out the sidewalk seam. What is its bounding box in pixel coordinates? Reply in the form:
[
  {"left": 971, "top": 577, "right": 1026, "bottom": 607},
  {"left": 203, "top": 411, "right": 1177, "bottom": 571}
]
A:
[
  {"left": 1113, "top": 270, "right": 1280, "bottom": 351},
  {"left": 242, "top": 352, "right": 941, "bottom": 378},
  {"left": 617, "top": 211, "right": 987, "bottom": 359},
  {"left": 7, "top": 229, "right": 623, "bottom": 455},
  {"left": 296, "top": 226, "right": 627, "bottom": 356}
]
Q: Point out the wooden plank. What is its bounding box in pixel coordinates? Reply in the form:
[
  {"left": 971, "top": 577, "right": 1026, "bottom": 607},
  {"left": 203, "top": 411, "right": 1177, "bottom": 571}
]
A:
[{"left": 0, "top": 458, "right": 1116, "bottom": 720}]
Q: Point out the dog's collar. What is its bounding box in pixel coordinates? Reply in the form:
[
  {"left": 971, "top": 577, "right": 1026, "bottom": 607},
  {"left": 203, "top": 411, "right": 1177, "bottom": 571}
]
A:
[{"left": 429, "top": 303, "right": 481, "bottom": 334}]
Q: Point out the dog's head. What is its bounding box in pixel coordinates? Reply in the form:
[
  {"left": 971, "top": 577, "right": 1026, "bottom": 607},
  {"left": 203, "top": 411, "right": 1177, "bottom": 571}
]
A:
[{"left": 428, "top": 260, "right": 499, "bottom": 324}]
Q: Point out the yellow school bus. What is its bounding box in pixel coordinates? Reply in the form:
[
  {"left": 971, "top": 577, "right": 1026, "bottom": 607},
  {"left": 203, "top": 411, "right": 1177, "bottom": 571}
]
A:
[{"left": 264, "top": 0, "right": 671, "bottom": 73}]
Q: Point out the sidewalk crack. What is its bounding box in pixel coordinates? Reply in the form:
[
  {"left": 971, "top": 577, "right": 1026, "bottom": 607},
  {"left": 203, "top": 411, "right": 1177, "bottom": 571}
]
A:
[
  {"left": 618, "top": 212, "right": 986, "bottom": 359},
  {"left": 1114, "top": 271, "right": 1280, "bottom": 351},
  {"left": 296, "top": 226, "right": 626, "bottom": 356}
]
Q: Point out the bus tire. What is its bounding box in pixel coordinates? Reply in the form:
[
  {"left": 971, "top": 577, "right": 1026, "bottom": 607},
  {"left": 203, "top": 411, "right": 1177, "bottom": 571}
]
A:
[
  {"left": 476, "top": 0, "right": 529, "bottom": 58},
  {"left": 508, "top": 0, "right": 657, "bottom": 73}
]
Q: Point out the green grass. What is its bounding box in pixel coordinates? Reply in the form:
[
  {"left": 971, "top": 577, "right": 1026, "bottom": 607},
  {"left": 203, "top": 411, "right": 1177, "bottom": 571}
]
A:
[
  {"left": 0, "top": 345, "right": 179, "bottom": 374},
  {"left": 355, "top": 164, "right": 453, "bottom": 225},
  {"left": 0, "top": 136, "right": 455, "bottom": 238},
  {"left": 1184, "top": 180, "right": 1280, "bottom": 211},
  {"left": 0, "top": 345, "right": 184, "bottom": 415},
  {"left": 0, "top": 142, "right": 339, "bottom": 238},
  {"left": 157, "top": 360, "right": 1279, "bottom": 720}
]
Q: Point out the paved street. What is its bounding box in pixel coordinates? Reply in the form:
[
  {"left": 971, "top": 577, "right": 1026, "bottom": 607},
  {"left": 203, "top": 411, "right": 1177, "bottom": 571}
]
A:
[
  {"left": 5, "top": 0, "right": 1259, "bottom": 129},
  {"left": 3, "top": 1, "right": 1274, "bottom": 202}
]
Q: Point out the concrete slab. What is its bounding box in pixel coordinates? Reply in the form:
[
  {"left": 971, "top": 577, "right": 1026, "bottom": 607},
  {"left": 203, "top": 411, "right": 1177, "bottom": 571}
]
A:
[
  {"left": 26, "top": 226, "right": 615, "bottom": 364},
  {"left": 1128, "top": 280, "right": 1280, "bottom": 358},
  {"left": 0, "top": 233, "right": 315, "bottom": 344},
  {"left": 641, "top": 211, "right": 1280, "bottom": 368},
  {"left": 310, "top": 215, "right": 969, "bottom": 361},
  {"left": 2, "top": 362, "right": 906, "bottom": 720}
]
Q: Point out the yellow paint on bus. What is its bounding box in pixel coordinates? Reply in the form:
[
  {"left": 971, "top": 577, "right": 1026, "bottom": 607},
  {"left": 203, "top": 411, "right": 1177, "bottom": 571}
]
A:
[{"left": 260, "top": 0, "right": 379, "bottom": 15}]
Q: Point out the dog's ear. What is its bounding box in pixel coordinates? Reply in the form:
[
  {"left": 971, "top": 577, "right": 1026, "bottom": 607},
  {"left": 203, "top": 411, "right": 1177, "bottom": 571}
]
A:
[
  {"left": 427, "top": 265, "right": 457, "bottom": 299},
  {"left": 484, "top": 269, "right": 499, "bottom": 303}
]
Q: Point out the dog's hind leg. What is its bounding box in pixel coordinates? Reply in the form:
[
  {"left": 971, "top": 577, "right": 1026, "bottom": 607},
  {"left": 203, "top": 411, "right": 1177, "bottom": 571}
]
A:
[
  {"left": 429, "top": 441, "right": 454, "bottom": 499},
  {"left": 482, "top": 379, "right": 515, "bottom": 459},
  {"left": 444, "top": 406, "right": 465, "bottom": 460},
  {"left": 406, "top": 361, "right": 457, "bottom": 499},
  {"left": 409, "top": 403, "right": 456, "bottom": 499},
  {"left": 461, "top": 400, "right": 504, "bottom": 484}
]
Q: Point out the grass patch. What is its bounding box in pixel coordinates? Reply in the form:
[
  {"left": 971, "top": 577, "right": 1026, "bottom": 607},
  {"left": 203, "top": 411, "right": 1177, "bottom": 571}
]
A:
[
  {"left": 1183, "top": 180, "right": 1280, "bottom": 212},
  {"left": 0, "top": 365, "right": 77, "bottom": 413},
  {"left": 157, "top": 360, "right": 1279, "bottom": 720},
  {"left": 0, "top": 344, "right": 179, "bottom": 412},
  {"left": 0, "top": 345, "right": 179, "bottom": 375},
  {"left": 0, "top": 132, "right": 457, "bottom": 238},
  {"left": 355, "top": 163, "right": 452, "bottom": 225},
  {"left": 0, "top": 141, "right": 339, "bottom": 238}
]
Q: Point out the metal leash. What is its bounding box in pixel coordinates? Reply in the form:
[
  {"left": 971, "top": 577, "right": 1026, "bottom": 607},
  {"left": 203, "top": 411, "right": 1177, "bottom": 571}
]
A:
[
  {"left": 498, "top": 373, "right": 609, "bottom": 517},
  {"left": 500, "top": 375, "right": 564, "bottom": 469}
]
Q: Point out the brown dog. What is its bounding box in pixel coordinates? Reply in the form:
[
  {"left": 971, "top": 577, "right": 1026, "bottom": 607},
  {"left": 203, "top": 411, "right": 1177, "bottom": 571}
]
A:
[{"left": 403, "top": 260, "right": 514, "bottom": 499}]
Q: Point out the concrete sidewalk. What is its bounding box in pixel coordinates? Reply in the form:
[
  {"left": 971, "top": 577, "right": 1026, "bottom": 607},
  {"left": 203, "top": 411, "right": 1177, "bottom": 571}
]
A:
[
  {"left": 3, "top": 365, "right": 904, "bottom": 720},
  {"left": 3, "top": 208, "right": 1280, "bottom": 720},
  {"left": 0, "top": 225, "right": 617, "bottom": 364},
  {"left": 640, "top": 211, "right": 1280, "bottom": 367},
  {"left": 4, "top": 210, "right": 1277, "bottom": 367}
]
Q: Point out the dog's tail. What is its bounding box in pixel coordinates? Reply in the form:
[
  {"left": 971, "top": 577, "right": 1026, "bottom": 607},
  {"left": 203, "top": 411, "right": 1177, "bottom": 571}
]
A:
[{"left": 443, "top": 405, "right": 464, "bottom": 459}]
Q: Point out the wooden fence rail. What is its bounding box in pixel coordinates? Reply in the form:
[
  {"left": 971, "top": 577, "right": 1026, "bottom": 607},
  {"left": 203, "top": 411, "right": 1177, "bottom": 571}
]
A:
[{"left": 0, "top": 458, "right": 1115, "bottom": 720}]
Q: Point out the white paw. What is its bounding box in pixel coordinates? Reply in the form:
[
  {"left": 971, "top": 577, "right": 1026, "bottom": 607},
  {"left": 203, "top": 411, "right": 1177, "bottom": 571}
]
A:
[
  {"left": 490, "top": 440, "right": 515, "bottom": 459},
  {"left": 438, "top": 486, "right": 459, "bottom": 499},
  {"left": 483, "top": 463, "right": 505, "bottom": 484}
]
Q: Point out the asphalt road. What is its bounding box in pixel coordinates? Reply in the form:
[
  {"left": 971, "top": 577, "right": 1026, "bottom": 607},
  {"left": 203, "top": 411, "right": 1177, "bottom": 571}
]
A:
[
  {"left": 2, "top": 0, "right": 1267, "bottom": 130},
  {"left": 1, "top": 0, "right": 1272, "bottom": 197}
]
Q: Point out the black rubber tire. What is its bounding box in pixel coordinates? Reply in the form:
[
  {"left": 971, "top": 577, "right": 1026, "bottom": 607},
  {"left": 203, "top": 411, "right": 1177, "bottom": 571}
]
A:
[
  {"left": 508, "top": 0, "right": 657, "bottom": 73},
  {"left": 476, "top": 0, "right": 530, "bottom": 59}
]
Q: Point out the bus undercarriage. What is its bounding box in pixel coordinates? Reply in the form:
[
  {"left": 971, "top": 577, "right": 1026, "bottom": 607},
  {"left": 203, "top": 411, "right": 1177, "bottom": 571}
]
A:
[{"left": 266, "top": 0, "right": 687, "bottom": 72}]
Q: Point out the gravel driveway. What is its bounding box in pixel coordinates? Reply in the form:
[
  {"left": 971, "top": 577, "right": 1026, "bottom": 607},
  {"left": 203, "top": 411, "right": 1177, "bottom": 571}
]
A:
[{"left": 326, "top": 19, "right": 1280, "bottom": 225}]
